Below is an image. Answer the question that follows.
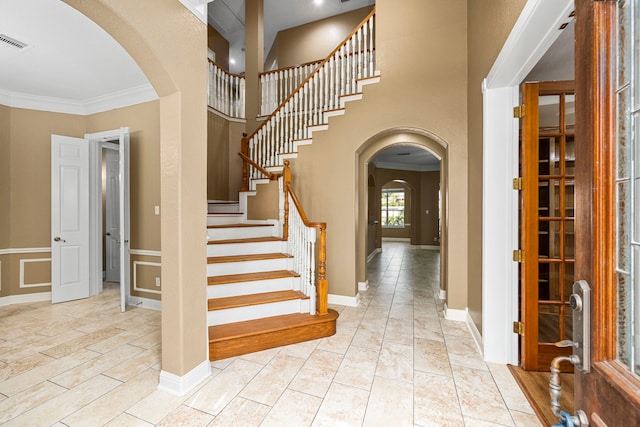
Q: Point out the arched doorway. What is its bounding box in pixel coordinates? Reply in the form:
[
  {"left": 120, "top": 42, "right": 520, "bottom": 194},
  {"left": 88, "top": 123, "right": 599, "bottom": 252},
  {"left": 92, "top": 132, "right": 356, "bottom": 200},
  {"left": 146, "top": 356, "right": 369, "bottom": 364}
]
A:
[{"left": 356, "top": 128, "right": 448, "bottom": 300}]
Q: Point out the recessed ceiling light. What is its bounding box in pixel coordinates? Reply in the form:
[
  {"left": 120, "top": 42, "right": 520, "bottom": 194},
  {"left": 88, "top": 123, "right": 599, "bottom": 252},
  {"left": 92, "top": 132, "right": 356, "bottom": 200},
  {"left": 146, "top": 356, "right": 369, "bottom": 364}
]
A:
[{"left": 314, "top": 0, "right": 323, "bottom": 5}]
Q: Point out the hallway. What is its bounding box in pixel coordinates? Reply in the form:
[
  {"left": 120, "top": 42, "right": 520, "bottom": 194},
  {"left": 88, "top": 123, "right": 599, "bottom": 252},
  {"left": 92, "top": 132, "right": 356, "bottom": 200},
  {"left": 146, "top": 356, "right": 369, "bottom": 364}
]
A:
[{"left": 0, "top": 242, "right": 540, "bottom": 426}]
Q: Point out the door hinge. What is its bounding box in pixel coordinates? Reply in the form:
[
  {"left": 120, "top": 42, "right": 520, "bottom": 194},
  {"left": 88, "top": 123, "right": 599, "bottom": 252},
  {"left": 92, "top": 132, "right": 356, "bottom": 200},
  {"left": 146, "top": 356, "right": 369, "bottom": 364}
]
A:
[
  {"left": 513, "top": 321, "right": 524, "bottom": 336},
  {"left": 513, "top": 177, "right": 524, "bottom": 190},
  {"left": 513, "top": 249, "right": 524, "bottom": 263},
  {"left": 513, "top": 104, "right": 525, "bottom": 118}
]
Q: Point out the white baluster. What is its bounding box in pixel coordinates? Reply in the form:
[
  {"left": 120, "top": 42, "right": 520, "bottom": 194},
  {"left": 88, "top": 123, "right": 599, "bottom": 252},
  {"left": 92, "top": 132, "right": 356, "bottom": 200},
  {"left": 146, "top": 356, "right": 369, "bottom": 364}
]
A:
[
  {"left": 369, "top": 17, "right": 375, "bottom": 77},
  {"left": 357, "top": 28, "right": 362, "bottom": 80},
  {"left": 351, "top": 36, "right": 357, "bottom": 93}
]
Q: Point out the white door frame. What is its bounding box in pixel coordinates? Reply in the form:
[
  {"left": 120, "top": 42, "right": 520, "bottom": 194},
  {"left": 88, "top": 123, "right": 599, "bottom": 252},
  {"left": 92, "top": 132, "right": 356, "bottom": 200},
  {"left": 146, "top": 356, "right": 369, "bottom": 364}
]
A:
[
  {"left": 87, "top": 128, "right": 130, "bottom": 307},
  {"left": 481, "top": 0, "right": 574, "bottom": 364}
]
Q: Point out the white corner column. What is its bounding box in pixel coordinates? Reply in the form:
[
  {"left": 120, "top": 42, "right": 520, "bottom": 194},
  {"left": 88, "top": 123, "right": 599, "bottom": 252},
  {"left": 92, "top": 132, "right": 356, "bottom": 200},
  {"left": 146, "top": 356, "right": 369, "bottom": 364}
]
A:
[{"left": 481, "top": 83, "right": 519, "bottom": 365}]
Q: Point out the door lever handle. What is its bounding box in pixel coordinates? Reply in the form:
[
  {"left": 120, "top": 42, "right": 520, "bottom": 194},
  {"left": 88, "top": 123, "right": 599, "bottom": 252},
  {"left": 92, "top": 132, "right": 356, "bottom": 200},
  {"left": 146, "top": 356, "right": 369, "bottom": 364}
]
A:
[
  {"left": 106, "top": 232, "right": 111, "bottom": 236},
  {"left": 53, "top": 236, "right": 66, "bottom": 242},
  {"left": 554, "top": 340, "right": 578, "bottom": 348}
]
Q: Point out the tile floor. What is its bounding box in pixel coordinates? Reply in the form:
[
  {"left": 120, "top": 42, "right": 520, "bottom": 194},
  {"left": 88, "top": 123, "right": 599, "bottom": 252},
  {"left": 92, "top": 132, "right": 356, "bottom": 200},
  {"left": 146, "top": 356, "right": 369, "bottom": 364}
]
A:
[{"left": 0, "top": 242, "right": 542, "bottom": 426}]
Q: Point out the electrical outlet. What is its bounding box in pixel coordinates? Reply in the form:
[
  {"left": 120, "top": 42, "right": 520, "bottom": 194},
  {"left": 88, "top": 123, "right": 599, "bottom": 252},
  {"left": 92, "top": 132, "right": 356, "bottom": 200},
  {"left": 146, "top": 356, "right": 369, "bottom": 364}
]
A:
[
  {"left": 155, "top": 277, "right": 161, "bottom": 287},
  {"left": 154, "top": 205, "right": 160, "bottom": 215}
]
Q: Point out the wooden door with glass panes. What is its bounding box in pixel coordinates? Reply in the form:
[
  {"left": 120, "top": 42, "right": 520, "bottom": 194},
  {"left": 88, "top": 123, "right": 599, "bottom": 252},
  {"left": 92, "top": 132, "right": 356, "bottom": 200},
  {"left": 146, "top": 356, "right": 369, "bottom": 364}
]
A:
[
  {"left": 570, "top": 0, "right": 640, "bottom": 423},
  {"left": 520, "top": 81, "right": 576, "bottom": 371}
]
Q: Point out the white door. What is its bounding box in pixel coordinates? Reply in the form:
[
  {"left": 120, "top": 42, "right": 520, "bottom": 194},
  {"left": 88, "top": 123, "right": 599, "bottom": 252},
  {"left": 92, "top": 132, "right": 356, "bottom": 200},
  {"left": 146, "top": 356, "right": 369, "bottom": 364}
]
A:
[
  {"left": 118, "top": 129, "right": 130, "bottom": 312},
  {"left": 51, "top": 135, "right": 90, "bottom": 303},
  {"left": 105, "top": 148, "right": 120, "bottom": 282}
]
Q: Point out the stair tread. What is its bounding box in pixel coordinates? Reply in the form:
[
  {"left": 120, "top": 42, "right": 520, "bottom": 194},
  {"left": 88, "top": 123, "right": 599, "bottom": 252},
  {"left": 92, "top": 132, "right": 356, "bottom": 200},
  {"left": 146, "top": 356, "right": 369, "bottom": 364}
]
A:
[
  {"left": 207, "top": 223, "right": 274, "bottom": 229},
  {"left": 209, "top": 309, "right": 339, "bottom": 342},
  {"left": 207, "top": 212, "right": 244, "bottom": 215},
  {"left": 208, "top": 269, "right": 299, "bottom": 285},
  {"left": 208, "top": 236, "right": 283, "bottom": 245},
  {"left": 208, "top": 289, "right": 308, "bottom": 311},
  {"left": 208, "top": 253, "right": 292, "bottom": 264}
]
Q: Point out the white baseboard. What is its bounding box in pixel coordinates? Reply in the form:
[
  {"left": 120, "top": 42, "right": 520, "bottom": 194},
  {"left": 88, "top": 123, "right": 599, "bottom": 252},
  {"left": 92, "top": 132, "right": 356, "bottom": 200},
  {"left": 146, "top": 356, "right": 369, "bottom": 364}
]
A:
[
  {"left": 328, "top": 292, "right": 360, "bottom": 307},
  {"left": 128, "top": 295, "right": 161, "bottom": 311},
  {"left": 367, "top": 248, "right": 381, "bottom": 263},
  {"left": 467, "top": 309, "right": 484, "bottom": 356},
  {"left": 443, "top": 303, "right": 467, "bottom": 322},
  {"left": 158, "top": 359, "right": 211, "bottom": 396},
  {"left": 381, "top": 237, "right": 410, "bottom": 242},
  {"left": 438, "top": 289, "right": 447, "bottom": 300},
  {"left": 0, "top": 292, "right": 51, "bottom": 307},
  {"left": 358, "top": 280, "right": 369, "bottom": 291}
]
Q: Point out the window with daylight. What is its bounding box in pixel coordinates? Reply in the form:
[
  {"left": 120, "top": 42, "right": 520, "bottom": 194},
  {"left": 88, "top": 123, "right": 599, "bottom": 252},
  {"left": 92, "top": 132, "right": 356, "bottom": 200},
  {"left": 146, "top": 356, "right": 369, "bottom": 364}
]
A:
[{"left": 381, "top": 188, "right": 405, "bottom": 227}]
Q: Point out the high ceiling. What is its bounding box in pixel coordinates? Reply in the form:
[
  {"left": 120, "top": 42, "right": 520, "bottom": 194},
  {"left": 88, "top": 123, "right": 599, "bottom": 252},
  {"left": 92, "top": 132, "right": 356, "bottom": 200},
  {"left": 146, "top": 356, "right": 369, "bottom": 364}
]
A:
[
  {"left": 0, "top": 0, "right": 574, "bottom": 154},
  {"left": 207, "top": 0, "right": 375, "bottom": 74},
  {"left": 0, "top": 0, "right": 156, "bottom": 115}
]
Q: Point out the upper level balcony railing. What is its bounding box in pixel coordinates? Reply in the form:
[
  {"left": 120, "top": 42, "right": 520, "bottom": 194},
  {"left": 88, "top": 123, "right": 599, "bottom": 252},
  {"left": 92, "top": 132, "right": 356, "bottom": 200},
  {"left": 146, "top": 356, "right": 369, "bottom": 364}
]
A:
[
  {"left": 208, "top": 59, "right": 245, "bottom": 119},
  {"left": 259, "top": 60, "right": 322, "bottom": 117}
]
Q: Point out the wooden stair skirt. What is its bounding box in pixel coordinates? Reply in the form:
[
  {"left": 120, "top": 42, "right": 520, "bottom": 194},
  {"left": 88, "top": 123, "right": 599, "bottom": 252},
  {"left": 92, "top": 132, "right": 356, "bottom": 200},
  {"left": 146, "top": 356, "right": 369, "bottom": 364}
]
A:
[{"left": 208, "top": 309, "right": 339, "bottom": 360}]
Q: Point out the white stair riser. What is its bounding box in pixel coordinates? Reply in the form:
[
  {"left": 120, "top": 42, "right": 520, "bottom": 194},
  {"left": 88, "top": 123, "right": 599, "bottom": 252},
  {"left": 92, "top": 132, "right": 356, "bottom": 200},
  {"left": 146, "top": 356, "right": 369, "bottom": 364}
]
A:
[
  {"left": 208, "top": 226, "right": 275, "bottom": 240},
  {"left": 207, "top": 214, "right": 246, "bottom": 226},
  {"left": 207, "top": 258, "right": 291, "bottom": 276},
  {"left": 207, "top": 240, "right": 286, "bottom": 257},
  {"left": 207, "top": 298, "right": 310, "bottom": 326},
  {"left": 207, "top": 276, "right": 298, "bottom": 299},
  {"left": 208, "top": 203, "right": 240, "bottom": 213}
]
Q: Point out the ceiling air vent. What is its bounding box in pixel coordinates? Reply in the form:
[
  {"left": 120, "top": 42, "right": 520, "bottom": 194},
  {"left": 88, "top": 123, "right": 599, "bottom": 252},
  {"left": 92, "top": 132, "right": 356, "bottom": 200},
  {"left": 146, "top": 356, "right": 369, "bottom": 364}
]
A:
[{"left": 0, "top": 34, "right": 28, "bottom": 50}]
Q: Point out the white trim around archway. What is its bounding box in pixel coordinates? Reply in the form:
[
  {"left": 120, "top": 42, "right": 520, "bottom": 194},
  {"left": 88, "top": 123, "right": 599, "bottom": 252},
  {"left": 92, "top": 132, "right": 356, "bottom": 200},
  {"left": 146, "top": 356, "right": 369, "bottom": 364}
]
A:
[{"left": 481, "top": 0, "right": 574, "bottom": 365}]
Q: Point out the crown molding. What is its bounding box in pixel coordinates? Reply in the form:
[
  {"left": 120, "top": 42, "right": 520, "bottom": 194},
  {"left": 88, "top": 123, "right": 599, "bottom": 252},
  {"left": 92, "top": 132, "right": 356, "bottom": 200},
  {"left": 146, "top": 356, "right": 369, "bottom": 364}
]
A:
[{"left": 0, "top": 83, "right": 158, "bottom": 116}]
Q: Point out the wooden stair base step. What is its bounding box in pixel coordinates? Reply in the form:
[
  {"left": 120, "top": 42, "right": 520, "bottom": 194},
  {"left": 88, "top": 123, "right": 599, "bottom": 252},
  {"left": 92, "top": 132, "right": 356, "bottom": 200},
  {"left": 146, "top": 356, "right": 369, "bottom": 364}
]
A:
[
  {"left": 208, "top": 290, "right": 307, "bottom": 311},
  {"left": 208, "top": 253, "right": 292, "bottom": 264},
  {"left": 208, "top": 270, "right": 299, "bottom": 286},
  {"left": 208, "top": 309, "right": 339, "bottom": 360}
]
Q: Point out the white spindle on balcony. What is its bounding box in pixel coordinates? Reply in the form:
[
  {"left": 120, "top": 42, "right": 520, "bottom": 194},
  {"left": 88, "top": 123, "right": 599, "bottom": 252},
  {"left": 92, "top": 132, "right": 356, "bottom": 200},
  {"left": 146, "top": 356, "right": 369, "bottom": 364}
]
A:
[
  {"left": 259, "top": 59, "right": 323, "bottom": 117},
  {"left": 208, "top": 59, "right": 246, "bottom": 119}
]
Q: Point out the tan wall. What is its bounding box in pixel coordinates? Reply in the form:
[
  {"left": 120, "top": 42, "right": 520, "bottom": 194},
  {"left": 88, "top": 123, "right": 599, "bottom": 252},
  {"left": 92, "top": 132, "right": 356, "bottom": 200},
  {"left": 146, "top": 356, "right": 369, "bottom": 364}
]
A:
[
  {"left": 0, "top": 102, "right": 162, "bottom": 299},
  {"left": 10, "top": 109, "right": 86, "bottom": 248},
  {"left": 228, "top": 121, "right": 245, "bottom": 198},
  {"left": 130, "top": 254, "right": 161, "bottom": 300},
  {"left": 208, "top": 112, "right": 230, "bottom": 200},
  {"left": 0, "top": 109, "right": 85, "bottom": 298},
  {"left": 65, "top": 0, "right": 208, "bottom": 377},
  {"left": 0, "top": 106, "right": 10, "bottom": 251},
  {"left": 467, "top": 0, "right": 527, "bottom": 332},
  {"left": 88, "top": 101, "right": 161, "bottom": 252},
  {"left": 420, "top": 171, "right": 441, "bottom": 245},
  {"left": 291, "top": 0, "right": 467, "bottom": 307},
  {"left": 208, "top": 24, "right": 229, "bottom": 70},
  {"left": 273, "top": 6, "right": 374, "bottom": 68}
]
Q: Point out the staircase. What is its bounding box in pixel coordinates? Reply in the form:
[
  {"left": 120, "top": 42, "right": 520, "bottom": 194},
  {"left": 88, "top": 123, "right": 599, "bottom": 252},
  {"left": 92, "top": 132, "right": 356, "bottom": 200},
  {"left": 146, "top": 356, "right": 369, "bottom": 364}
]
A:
[
  {"left": 205, "top": 10, "right": 379, "bottom": 361},
  {"left": 206, "top": 203, "right": 338, "bottom": 360}
]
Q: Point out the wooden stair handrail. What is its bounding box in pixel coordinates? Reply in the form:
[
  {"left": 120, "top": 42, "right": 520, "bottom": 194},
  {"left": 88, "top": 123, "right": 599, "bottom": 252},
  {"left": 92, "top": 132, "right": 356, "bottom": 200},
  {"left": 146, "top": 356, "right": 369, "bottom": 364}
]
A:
[
  {"left": 239, "top": 134, "right": 281, "bottom": 191},
  {"left": 259, "top": 59, "right": 324, "bottom": 77},
  {"left": 282, "top": 160, "right": 328, "bottom": 315},
  {"left": 245, "top": 8, "right": 376, "bottom": 142}
]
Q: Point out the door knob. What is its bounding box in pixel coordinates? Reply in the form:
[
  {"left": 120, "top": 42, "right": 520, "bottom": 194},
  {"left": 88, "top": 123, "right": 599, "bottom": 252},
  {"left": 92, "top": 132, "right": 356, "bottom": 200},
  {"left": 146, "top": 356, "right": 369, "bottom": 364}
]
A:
[
  {"left": 106, "top": 232, "right": 111, "bottom": 236},
  {"left": 53, "top": 236, "right": 66, "bottom": 242}
]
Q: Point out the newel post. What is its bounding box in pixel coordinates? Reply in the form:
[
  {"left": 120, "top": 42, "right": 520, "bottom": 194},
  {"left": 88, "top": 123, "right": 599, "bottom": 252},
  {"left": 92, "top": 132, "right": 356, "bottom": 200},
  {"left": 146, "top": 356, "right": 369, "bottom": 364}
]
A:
[
  {"left": 282, "top": 160, "right": 291, "bottom": 241},
  {"left": 317, "top": 223, "right": 328, "bottom": 316},
  {"left": 240, "top": 133, "right": 249, "bottom": 192}
]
